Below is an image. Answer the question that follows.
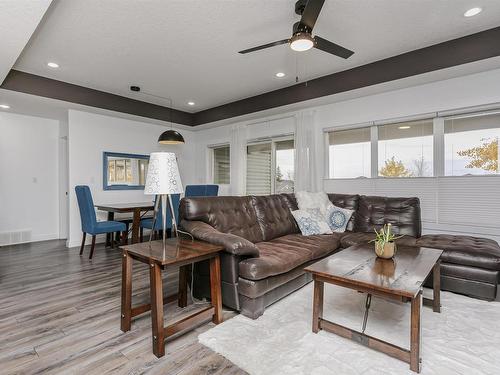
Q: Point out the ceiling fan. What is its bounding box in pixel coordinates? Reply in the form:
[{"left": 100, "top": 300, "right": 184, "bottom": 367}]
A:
[{"left": 238, "top": 0, "right": 354, "bottom": 59}]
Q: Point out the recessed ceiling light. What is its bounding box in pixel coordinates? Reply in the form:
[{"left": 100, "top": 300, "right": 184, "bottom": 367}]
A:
[
  {"left": 275, "top": 72, "right": 286, "bottom": 78},
  {"left": 47, "top": 62, "right": 59, "bottom": 68},
  {"left": 0, "top": 104, "right": 10, "bottom": 109},
  {"left": 464, "top": 7, "right": 482, "bottom": 17},
  {"left": 187, "top": 101, "right": 195, "bottom": 106},
  {"left": 398, "top": 125, "right": 411, "bottom": 130}
]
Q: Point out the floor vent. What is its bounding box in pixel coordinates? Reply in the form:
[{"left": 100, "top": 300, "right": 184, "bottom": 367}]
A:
[{"left": 0, "top": 230, "right": 32, "bottom": 246}]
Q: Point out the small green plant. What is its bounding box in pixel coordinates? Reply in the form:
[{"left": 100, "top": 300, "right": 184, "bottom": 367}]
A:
[{"left": 369, "top": 223, "right": 403, "bottom": 247}]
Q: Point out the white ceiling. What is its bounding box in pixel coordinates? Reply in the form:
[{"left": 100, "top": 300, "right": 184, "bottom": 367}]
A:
[
  {"left": 11, "top": 0, "right": 500, "bottom": 112},
  {"left": 0, "top": 0, "right": 52, "bottom": 83}
]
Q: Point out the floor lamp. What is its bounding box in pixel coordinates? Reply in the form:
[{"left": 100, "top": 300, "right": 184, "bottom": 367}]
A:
[{"left": 144, "top": 152, "right": 183, "bottom": 255}]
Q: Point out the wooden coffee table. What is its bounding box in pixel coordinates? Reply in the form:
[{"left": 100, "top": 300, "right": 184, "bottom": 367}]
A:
[
  {"left": 120, "top": 238, "right": 224, "bottom": 358},
  {"left": 304, "top": 244, "right": 443, "bottom": 373}
]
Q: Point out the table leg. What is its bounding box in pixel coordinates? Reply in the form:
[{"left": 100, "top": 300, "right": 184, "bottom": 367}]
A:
[
  {"left": 433, "top": 260, "right": 441, "bottom": 313},
  {"left": 312, "top": 278, "right": 324, "bottom": 333},
  {"left": 410, "top": 290, "right": 422, "bottom": 373},
  {"left": 178, "top": 264, "right": 192, "bottom": 308},
  {"left": 150, "top": 262, "right": 165, "bottom": 357},
  {"left": 120, "top": 251, "right": 132, "bottom": 332},
  {"left": 131, "top": 208, "right": 141, "bottom": 244},
  {"left": 209, "top": 255, "right": 223, "bottom": 324},
  {"left": 106, "top": 212, "right": 114, "bottom": 247}
]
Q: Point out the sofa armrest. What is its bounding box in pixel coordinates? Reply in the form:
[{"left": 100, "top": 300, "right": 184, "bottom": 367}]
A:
[{"left": 180, "top": 220, "right": 260, "bottom": 257}]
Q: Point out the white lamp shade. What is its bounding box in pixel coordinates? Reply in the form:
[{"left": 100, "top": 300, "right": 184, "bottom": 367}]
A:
[{"left": 144, "top": 152, "right": 183, "bottom": 195}]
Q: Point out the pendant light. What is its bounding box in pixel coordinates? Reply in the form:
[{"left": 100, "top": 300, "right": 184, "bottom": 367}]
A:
[
  {"left": 158, "top": 96, "right": 185, "bottom": 144},
  {"left": 129, "top": 85, "right": 185, "bottom": 145},
  {"left": 158, "top": 129, "right": 185, "bottom": 144}
]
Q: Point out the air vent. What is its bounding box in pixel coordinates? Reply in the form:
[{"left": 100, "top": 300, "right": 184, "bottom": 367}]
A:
[{"left": 0, "top": 230, "right": 32, "bottom": 246}]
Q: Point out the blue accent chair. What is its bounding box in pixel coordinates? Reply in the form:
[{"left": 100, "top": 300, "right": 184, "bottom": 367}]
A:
[
  {"left": 75, "top": 185, "right": 127, "bottom": 259},
  {"left": 139, "top": 194, "right": 180, "bottom": 241},
  {"left": 185, "top": 184, "right": 219, "bottom": 197}
]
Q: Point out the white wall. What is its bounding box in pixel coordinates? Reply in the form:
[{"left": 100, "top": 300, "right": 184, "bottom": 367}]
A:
[
  {"left": 194, "top": 67, "right": 500, "bottom": 242},
  {"left": 67, "top": 110, "right": 196, "bottom": 247},
  {"left": 58, "top": 116, "right": 69, "bottom": 239},
  {"left": 0, "top": 112, "right": 60, "bottom": 244}
]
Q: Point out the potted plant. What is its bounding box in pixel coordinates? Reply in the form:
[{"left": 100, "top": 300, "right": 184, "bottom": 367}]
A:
[{"left": 370, "top": 223, "right": 402, "bottom": 259}]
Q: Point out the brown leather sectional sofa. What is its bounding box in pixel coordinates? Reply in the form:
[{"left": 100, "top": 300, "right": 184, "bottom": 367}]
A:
[{"left": 180, "top": 193, "right": 500, "bottom": 319}]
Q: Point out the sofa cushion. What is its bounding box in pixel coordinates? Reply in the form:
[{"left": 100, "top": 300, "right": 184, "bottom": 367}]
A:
[
  {"left": 324, "top": 203, "right": 354, "bottom": 233},
  {"left": 252, "top": 195, "right": 299, "bottom": 241},
  {"left": 281, "top": 193, "right": 299, "bottom": 211},
  {"left": 239, "top": 233, "right": 341, "bottom": 280},
  {"left": 340, "top": 232, "right": 417, "bottom": 248},
  {"left": 354, "top": 195, "right": 421, "bottom": 237},
  {"left": 291, "top": 209, "right": 333, "bottom": 236},
  {"left": 416, "top": 234, "right": 500, "bottom": 271},
  {"left": 440, "top": 262, "right": 499, "bottom": 285},
  {"left": 179, "top": 196, "right": 264, "bottom": 243},
  {"left": 295, "top": 191, "right": 331, "bottom": 214},
  {"left": 327, "top": 193, "right": 359, "bottom": 231}
]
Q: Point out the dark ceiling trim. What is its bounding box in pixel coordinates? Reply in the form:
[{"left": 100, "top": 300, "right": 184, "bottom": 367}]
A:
[
  {"left": 2, "top": 26, "right": 500, "bottom": 126},
  {"left": 0, "top": 70, "right": 194, "bottom": 126},
  {"left": 192, "top": 26, "right": 500, "bottom": 125}
]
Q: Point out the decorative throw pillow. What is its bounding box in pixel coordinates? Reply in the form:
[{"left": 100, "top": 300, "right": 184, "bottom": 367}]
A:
[
  {"left": 295, "top": 191, "right": 331, "bottom": 215},
  {"left": 291, "top": 209, "right": 333, "bottom": 236},
  {"left": 324, "top": 202, "right": 354, "bottom": 233}
]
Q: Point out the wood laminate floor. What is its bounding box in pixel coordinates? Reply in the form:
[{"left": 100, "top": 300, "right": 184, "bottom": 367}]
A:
[{"left": 0, "top": 239, "right": 247, "bottom": 375}]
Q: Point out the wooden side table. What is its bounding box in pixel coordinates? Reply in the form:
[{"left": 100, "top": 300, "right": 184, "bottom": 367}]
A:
[{"left": 120, "top": 238, "right": 224, "bottom": 358}]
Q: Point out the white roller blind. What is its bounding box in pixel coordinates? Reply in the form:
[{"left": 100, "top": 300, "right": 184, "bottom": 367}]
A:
[
  {"left": 246, "top": 143, "right": 271, "bottom": 195},
  {"left": 378, "top": 120, "right": 433, "bottom": 140},
  {"left": 213, "top": 146, "right": 230, "bottom": 184},
  {"left": 329, "top": 127, "right": 371, "bottom": 145}
]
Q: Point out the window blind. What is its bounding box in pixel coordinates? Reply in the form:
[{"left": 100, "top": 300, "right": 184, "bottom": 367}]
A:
[
  {"left": 213, "top": 146, "right": 230, "bottom": 184},
  {"left": 329, "top": 127, "right": 371, "bottom": 145},
  {"left": 246, "top": 143, "right": 272, "bottom": 195}
]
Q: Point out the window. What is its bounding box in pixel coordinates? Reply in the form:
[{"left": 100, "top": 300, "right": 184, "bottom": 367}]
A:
[
  {"left": 212, "top": 145, "right": 230, "bottom": 184},
  {"left": 444, "top": 113, "right": 500, "bottom": 176},
  {"left": 246, "top": 138, "right": 295, "bottom": 195},
  {"left": 328, "top": 127, "right": 371, "bottom": 178},
  {"left": 275, "top": 139, "right": 295, "bottom": 193},
  {"left": 378, "top": 120, "right": 433, "bottom": 177}
]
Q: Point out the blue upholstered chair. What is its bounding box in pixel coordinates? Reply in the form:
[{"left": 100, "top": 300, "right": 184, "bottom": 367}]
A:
[
  {"left": 185, "top": 184, "right": 219, "bottom": 197},
  {"left": 139, "top": 194, "right": 180, "bottom": 241},
  {"left": 75, "top": 185, "right": 127, "bottom": 259}
]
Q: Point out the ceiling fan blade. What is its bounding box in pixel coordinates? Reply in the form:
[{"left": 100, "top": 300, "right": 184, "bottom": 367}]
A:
[
  {"left": 238, "top": 39, "right": 290, "bottom": 54},
  {"left": 314, "top": 36, "right": 354, "bottom": 59},
  {"left": 300, "top": 0, "right": 325, "bottom": 31}
]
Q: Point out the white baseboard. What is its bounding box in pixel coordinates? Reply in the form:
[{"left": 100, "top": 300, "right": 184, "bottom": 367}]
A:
[{"left": 0, "top": 233, "right": 59, "bottom": 247}]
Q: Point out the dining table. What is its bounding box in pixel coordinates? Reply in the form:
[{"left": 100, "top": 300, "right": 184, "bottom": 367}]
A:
[{"left": 95, "top": 202, "right": 155, "bottom": 244}]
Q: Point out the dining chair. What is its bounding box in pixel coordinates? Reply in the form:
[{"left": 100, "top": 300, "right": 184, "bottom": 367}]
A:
[
  {"left": 139, "top": 194, "right": 181, "bottom": 241},
  {"left": 184, "top": 184, "right": 219, "bottom": 197},
  {"left": 75, "top": 185, "right": 127, "bottom": 259}
]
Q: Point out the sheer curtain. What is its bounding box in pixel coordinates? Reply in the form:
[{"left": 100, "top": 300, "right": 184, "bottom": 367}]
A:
[
  {"left": 294, "top": 110, "right": 319, "bottom": 192},
  {"left": 230, "top": 124, "right": 247, "bottom": 195}
]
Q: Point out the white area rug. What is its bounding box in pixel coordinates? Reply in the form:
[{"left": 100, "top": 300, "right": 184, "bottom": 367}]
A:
[{"left": 199, "top": 283, "right": 500, "bottom": 375}]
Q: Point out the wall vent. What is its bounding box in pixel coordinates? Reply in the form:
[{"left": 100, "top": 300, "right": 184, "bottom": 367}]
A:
[{"left": 0, "top": 230, "right": 32, "bottom": 246}]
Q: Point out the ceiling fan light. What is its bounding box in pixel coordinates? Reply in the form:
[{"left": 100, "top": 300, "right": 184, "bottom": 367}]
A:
[{"left": 290, "top": 33, "right": 314, "bottom": 52}]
